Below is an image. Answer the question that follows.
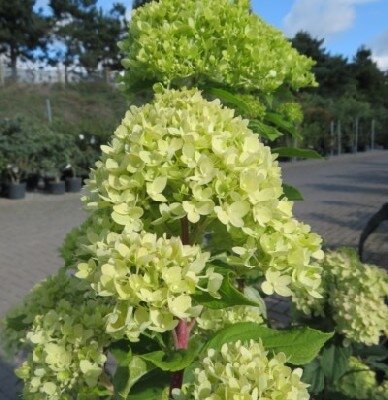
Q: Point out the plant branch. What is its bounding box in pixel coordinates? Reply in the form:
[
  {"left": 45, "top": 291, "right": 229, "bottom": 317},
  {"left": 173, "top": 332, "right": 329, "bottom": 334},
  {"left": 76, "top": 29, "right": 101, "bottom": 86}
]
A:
[
  {"left": 169, "top": 216, "right": 192, "bottom": 398},
  {"left": 180, "top": 216, "right": 190, "bottom": 245}
]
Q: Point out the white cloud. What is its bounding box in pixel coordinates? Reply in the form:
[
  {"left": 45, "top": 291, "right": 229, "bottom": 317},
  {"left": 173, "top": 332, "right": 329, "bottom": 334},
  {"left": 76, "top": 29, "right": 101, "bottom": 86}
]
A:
[
  {"left": 284, "top": 0, "right": 378, "bottom": 38},
  {"left": 371, "top": 31, "right": 388, "bottom": 71}
]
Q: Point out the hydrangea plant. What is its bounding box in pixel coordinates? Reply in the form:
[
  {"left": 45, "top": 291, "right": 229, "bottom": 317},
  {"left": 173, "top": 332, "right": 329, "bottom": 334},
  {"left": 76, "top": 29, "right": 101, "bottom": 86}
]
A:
[
  {"left": 294, "top": 248, "right": 388, "bottom": 399},
  {"left": 333, "top": 356, "right": 388, "bottom": 400},
  {"left": 295, "top": 248, "right": 388, "bottom": 346},
  {"left": 121, "top": 0, "right": 316, "bottom": 93},
  {"left": 1, "top": 1, "right": 335, "bottom": 399}
]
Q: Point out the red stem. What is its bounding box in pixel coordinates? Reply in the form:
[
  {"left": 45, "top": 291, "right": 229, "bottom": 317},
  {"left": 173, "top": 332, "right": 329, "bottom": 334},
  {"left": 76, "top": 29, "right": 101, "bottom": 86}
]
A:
[
  {"left": 169, "top": 217, "right": 192, "bottom": 398},
  {"left": 180, "top": 216, "right": 190, "bottom": 245}
]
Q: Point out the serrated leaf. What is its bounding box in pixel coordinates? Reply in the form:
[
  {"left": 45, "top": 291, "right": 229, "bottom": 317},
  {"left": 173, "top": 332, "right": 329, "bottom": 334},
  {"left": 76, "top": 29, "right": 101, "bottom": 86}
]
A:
[
  {"left": 321, "top": 345, "right": 351, "bottom": 383},
  {"left": 203, "top": 323, "right": 333, "bottom": 365},
  {"left": 282, "top": 184, "right": 303, "bottom": 201},
  {"left": 249, "top": 120, "right": 283, "bottom": 141},
  {"left": 193, "top": 272, "right": 263, "bottom": 310},
  {"left": 273, "top": 147, "right": 322, "bottom": 159},
  {"left": 302, "top": 359, "right": 325, "bottom": 394}
]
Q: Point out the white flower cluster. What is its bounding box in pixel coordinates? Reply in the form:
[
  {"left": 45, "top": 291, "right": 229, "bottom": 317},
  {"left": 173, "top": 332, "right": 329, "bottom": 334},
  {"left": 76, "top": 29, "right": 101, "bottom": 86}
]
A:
[
  {"left": 1, "top": 271, "right": 89, "bottom": 354},
  {"left": 297, "top": 248, "right": 388, "bottom": 345},
  {"left": 197, "top": 306, "right": 264, "bottom": 332},
  {"left": 83, "top": 88, "right": 323, "bottom": 314},
  {"left": 76, "top": 230, "right": 222, "bottom": 340},
  {"left": 173, "top": 339, "right": 310, "bottom": 400},
  {"left": 295, "top": 248, "right": 388, "bottom": 345},
  {"left": 15, "top": 299, "right": 111, "bottom": 400},
  {"left": 336, "top": 357, "right": 388, "bottom": 400}
]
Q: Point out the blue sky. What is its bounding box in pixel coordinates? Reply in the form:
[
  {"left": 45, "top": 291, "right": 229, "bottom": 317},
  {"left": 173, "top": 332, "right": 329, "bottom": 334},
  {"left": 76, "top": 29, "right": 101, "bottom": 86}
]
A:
[{"left": 36, "top": 0, "right": 388, "bottom": 70}]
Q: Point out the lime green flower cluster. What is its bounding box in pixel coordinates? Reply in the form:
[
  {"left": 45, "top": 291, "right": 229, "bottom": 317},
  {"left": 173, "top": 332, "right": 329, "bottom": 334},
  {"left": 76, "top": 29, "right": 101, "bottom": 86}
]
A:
[
  {"left": 15, "top": 299, "right": 111, "bottom": 400},
  {"left": 276, "top": 102, "right": 304, "bottom": 124},
  {"left": 76, "top": 230, "right": 222, "bottom": 340},
  {"left": 1, "top": 271, "right": 89, "bottom": 354},
  {"left": 197, "top": 306, "right": 263, "bottom": 332},
  {"left": 60, "top": 211, "right": 119, "bottom": 267},
  {"left": 295, "top": 248, "right": 388, "bottom": 345},
  {"left": 173, "top": 340, "right": 309, "bottom": 400},
  {"left": 122, "top": 0, "right": 316, "bottom": 93},
  {"left": 83, "top": 88, "right": 323, "bottom": 307},
  {"left": 336, "top": 357, "right": 388, "bottom": 400},
  {"left": 373, "top": 381, "right": 388, "bottom": 400},
  {"left": 231, "top": 94, "right": 267, "bottom": 120}
]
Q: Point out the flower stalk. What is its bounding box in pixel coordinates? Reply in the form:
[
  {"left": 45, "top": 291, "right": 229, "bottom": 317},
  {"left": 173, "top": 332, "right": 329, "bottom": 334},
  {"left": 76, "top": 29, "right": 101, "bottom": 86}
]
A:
[{"left": 169, "top": 217, "right": 192, "bottom": 398}]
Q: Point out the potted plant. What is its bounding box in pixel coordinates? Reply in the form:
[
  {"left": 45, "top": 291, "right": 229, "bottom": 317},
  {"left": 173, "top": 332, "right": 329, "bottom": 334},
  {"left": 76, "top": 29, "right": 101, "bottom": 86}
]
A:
[
  {"left": 64, "top": 164, "right": 82, "bottom": 192},
  {"left": 40, "top": 159, "right": 66, "bottom": 194},
  {"left": 38, "top": 132, "right": 76, "bottom": 195},
  {"left": 0, "top": 119, "right": 41, "bottom": 200},
  {"left": 63, "top": 139, "right": 86, "bottom": 193}
]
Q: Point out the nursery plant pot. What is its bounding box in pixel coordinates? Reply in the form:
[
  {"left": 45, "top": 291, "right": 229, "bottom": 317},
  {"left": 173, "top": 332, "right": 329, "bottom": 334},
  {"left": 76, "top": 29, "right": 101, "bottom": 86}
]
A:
[
  {"left": 26, "top": 174, "right": 40, "bottom": 192},
  {"left": 65, "top": 177, "right": 82, "bottom": 193},
  {"left": 7, "top": 182, "right": 26, "bottom": 200},
  {"left": 47, "top": 181, "right": 66, "bottom": 195}
]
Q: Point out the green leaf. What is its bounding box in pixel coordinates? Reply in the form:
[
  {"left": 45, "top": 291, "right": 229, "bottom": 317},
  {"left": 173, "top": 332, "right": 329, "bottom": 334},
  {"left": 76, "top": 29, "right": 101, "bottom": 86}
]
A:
[
  {"left": 203, "top": 323, "right": 333, "bottom": 365},
  {"left": 207, "top": 87, "right": 251, "bottom": 115},
  {"left": 111, "top": 342, "right": 154, "bottom": 399},
  {"left": 321, "top": 345, "right": 351, "bottom": 383},
  {"left": 111, "top": 341, "right": 131, "bottom": 365},
  {"left": 265, "top": 112, "right": 300, "bottom": 138},
  {"left": 139, "top": 338, "right": 201, "bottom": 372},
  {"left": 282, "top": 184, "right": 303, "bottom": 201},
  {"left": 5, "top": 313, "right": 29, "bottom": 331},
  {"left": 129, "top": 369, "right": 170, "bottom": 400},
  {"left": 129, "top": 357, "right": 152, "bottom": 389},
  {"left": 113, "top": 365, "right": 132, "bottom": 400},
  {"left": 353, "top": 343, "right": 388, "bottom": 362},
  {"left": 273, "top": 147, "right": 322, "bottom": 159},
  {"left": 249, "top": 120, "right": 283, "bottom": 141},
  {"left": 302, "top": 359, "right": 325, "bottom": 394},
  {"left": 193, "top": 272, "right": 263, "bottom": 310}
]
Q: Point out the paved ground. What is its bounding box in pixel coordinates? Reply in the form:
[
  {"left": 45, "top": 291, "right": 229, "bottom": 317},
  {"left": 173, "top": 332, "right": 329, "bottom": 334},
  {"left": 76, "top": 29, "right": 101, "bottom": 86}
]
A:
[{"left": 0, "top": 150, "right": 387, "bottom": 399}]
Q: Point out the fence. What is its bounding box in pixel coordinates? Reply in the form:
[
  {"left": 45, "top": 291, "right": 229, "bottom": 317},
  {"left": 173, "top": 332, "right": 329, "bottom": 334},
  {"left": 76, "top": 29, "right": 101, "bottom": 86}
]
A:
[{"left": 0, "top": 65, "right": 120, "bottom": 86}]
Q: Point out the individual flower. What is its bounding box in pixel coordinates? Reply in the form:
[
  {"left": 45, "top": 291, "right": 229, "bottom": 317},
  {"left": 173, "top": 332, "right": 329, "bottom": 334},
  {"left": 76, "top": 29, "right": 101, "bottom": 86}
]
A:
[
  {"left": 173, "top": 339, "right": 310, "bottom": 400},
  {"left": 121, "top": 0, "right": 316, "bottom": 93},
  {"left": 261, "top": 269, "right": 292, "bottom": 297}
]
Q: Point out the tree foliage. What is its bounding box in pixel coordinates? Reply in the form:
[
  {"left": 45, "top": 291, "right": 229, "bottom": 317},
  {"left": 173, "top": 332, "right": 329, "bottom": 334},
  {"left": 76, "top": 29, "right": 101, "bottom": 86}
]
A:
[{"left": 0, "top": 0, "right": 50, "bottom": 71}]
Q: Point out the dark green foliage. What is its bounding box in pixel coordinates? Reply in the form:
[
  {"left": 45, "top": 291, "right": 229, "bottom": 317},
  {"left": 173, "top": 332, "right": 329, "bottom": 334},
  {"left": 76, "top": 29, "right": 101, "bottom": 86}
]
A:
[
  {"left": 291, "top": 31, "right": 388, "bottom": 152},
  {"left": 132, "top": 0, "right": 156, "bottom": 10},
  {"left": 48, "top": 0, "right": 127, "bottom": 72},
  {"left": 0, "top": 0, "right": 50, "bottom": 72}
]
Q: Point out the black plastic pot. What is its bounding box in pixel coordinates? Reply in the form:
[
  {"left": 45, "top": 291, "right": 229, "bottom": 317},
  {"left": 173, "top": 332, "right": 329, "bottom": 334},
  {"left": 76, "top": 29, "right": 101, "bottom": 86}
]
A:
[
  {"left": 7, "top": 182, "right": 26, "bottom": 199},
  {"left": 26, "top": 174, "right": 40, "bottom": 192},
  {"left": 47, "top": 181, "right": 66, "bottom": 195},
  {"left": 65, "top": 177, "right": 82, "bottom": 193}
]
